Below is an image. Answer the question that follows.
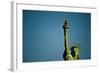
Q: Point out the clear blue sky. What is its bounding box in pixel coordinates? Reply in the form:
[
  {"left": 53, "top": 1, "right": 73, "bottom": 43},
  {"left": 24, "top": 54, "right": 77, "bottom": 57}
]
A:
[{"left": 23, "top": 10, "right": 91, "bottom": 62}]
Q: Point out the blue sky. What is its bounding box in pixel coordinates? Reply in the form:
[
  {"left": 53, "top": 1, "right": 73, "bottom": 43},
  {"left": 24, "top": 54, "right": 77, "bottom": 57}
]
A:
[{"left": 23, "top": 10, "right": 91, "bottom": 62}]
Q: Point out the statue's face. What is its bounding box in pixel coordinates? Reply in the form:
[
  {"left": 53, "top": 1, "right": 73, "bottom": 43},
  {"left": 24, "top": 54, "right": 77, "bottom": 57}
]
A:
[{"left": 74, "top": 47, "right": 79, "bottom": 55}]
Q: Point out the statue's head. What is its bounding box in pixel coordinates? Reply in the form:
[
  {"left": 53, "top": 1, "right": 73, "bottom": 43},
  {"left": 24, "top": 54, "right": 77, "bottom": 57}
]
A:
[{"left": 70, "top": 46, "right": 80, "bottom": 59}]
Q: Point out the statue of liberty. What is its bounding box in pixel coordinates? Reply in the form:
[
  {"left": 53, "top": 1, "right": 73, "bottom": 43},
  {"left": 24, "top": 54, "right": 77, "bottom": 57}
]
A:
[{"left": 63, "top": 20, "right": 80, "bottom": 60}]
